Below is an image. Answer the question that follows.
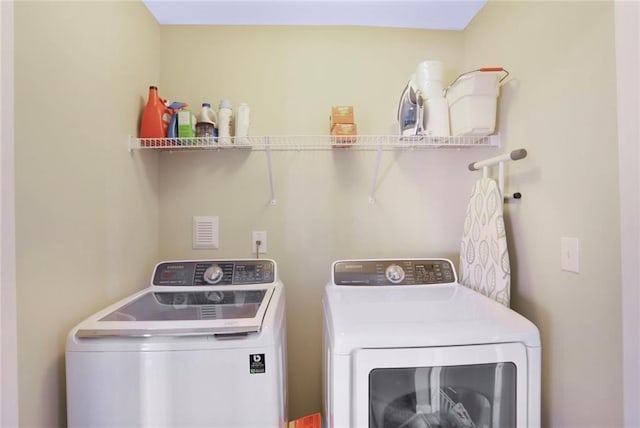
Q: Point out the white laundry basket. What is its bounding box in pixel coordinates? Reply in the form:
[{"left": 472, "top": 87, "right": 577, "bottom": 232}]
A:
[{"left": 445, "top": 67, "right": 509, "bottom": 137}]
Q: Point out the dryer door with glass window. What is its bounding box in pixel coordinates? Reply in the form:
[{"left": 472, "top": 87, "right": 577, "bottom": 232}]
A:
[{"left": 353, "top": 343, "right": 529, "bottom": 428}]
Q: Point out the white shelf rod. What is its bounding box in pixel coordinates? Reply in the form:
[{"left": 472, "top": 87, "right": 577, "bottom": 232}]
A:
[
  {"left": 468, "top": 148, "right": 527, "bottom": 199},
  {"left": 369, "top": 140, "right": 384, "bottom": 204},
  {"left": 265, "top": 137, "right": 276, "bottom": 205}
]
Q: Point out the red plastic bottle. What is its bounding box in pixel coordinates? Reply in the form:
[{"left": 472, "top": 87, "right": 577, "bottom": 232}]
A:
[{"left": 140, "top": 86, "right": 172, "bottom": 139}]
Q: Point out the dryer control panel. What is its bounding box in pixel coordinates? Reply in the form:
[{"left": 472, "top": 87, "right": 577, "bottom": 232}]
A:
[
  {"left": 152, "top": 260, "right": 276, "bottom": 286},
  {"left": 333, "top": 259, "right": 455, "bottom": 286}
]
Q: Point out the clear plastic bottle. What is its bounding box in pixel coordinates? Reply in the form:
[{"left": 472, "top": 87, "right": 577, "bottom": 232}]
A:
[
  {"left": 218, "top": 100, "right": 233, "bottom": 144},
  {"left": 235, "top": 103, "right": 250, "bottom": 145},
  {"left": 196, "top": 103, "right": 217, "bottom": 139}
]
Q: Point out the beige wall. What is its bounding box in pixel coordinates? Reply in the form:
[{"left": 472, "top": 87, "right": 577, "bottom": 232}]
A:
[
  {"left": 14, "top": 1, "right": 161, "bottom": 426},
  {"left": 465, "top": 1, "right": 622, "bottom": 426},
  {"left": 157, "top": 25, "right": 503, "bottom": 419},
  {"left": 11, "top": 1, "right": 624, "bottom": 426},
  {"left": 158, "top": 3, "right": 623, "bottom": 423}
]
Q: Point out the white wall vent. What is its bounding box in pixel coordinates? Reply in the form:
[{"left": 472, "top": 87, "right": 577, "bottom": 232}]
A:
[{"left": 193, "top": 216, "right": 219, "bottom": 249}]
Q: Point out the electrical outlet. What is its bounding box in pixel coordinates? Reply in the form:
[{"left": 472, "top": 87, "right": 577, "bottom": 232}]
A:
[{"left": 252, "top": 231, "right": 267, "bottom": 254}]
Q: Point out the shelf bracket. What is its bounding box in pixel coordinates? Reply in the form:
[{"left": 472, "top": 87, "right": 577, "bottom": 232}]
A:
[
  {"left": 265, "top": 137, "right": 277, "bottom": 205},
  {"left": 369, "top": 139, "right": 384, "bottom": 204}
]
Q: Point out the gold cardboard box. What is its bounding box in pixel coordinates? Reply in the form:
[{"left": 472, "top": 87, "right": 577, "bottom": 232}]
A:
[
  {"left": 330, "top": 106, "right": 354, "bottom": 125},
  {"left": 331, "top": 123, "right": 357, "bottom": 145}
]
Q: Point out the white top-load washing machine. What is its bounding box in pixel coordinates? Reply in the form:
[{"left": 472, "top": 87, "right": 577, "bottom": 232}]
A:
[
  {"left": 323, "top": 258, "right": 541, "bottom": 428},
  {"left": 66, "top": 259, "right": 286, "bottom": 428}
]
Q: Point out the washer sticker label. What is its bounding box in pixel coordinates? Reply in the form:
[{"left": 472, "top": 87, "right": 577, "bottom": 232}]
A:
[{"left": 249, "top": 354, "right": 266, "bottom": 374}]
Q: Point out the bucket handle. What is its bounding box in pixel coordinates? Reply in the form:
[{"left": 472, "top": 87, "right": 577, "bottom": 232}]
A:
[{"left": 444, "top": 67, "right": 510, "bottom": 97}]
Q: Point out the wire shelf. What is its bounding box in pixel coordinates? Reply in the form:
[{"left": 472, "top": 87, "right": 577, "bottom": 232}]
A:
[{"left": 129, "top": 134, "right": 499, "bottom": 152}]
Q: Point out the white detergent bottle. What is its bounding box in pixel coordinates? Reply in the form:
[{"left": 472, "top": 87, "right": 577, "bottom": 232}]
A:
[
  {"left": 195, "top": 103, "right": 217, "bottom": 139},
  {"left": 218, "top": 99, "right": 233, "bottom": 144},
  {"left": 235, "top": 103, "right": 250, "bottom": 145}
]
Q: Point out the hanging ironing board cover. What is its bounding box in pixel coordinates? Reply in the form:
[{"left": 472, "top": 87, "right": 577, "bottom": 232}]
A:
[{"left": 459, "top": 177, "right": 511, "bottom": 306}]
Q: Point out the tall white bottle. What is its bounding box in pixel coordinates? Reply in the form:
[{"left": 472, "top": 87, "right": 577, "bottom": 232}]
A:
[
  {"left": 218, "top": 99, "right": 233, "bottom": 144},
  {"left": 424, "top": 97, "right": 450, "bottom": 138},
  {"left": 235, "top": 103, "right": 250, "bottom": 145}
]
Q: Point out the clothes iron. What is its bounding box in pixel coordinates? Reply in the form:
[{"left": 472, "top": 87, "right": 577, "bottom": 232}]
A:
[{"left": 397, "top": 76, "right": 424, "bottom": 138}]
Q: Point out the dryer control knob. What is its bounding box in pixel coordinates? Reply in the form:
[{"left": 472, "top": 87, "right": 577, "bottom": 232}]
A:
[
  {"left": 203, "top": 265, "right": 224, "bottom": 284},
  {"left": 385, "top": 264, "right": 405, "bottom": 284}
]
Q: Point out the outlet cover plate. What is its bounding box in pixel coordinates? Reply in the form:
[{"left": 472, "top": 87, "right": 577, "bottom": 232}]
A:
[
  {"left": 561, "top": 237, "right": 579, "bottom": 273},
  {"left": 252, "top": 230, "right": 267, "bottom": 253}
]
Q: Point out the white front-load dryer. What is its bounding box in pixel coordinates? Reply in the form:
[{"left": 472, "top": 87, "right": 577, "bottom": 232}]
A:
[
  {"left": 322, "top": 258, "right": 541, "bottom": 428},
  {"left": 66, "top": 259, "right": 287, "bottom": 428}
]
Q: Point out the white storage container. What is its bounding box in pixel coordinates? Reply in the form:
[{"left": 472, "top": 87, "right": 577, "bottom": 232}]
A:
[
  {"left": 235, "top": 103, "right": 250, "bottom": 145},
  {"left": 446, "top": 69, "right": 505, "bottom": 137},
  {"left": 217, "top": 99, "right": 233, "bottom": 145}
]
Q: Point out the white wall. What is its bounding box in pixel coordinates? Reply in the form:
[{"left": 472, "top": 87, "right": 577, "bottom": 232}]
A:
[
  {"left": 615, "top": 1, "right": 640, "bottom": 425},
  {"left": 0, "top": 0, "right": 18, "bottom": 426},
  {"left": 464, "top": 2, "right": 622, "bottom": 426},
  {"left": 13, "top": 2, "right": 161, "bottom": 426}
]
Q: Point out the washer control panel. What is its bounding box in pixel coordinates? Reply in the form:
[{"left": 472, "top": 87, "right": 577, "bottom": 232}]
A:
[
  {"left": 333, "top": 259, "right": 455, "bottom": 286},
  {"left": 152, "top": 260, "right": 276, "bottom": 286}
]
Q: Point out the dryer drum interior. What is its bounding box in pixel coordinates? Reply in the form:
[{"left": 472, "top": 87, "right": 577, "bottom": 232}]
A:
[{"left": 370, "top": 363, "right": 516, "bottom": 428}]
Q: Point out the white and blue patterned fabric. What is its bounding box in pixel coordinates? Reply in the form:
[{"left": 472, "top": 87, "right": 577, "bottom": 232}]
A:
[{"left": 459, "top": 177, "right": 510, "bottom": 307}]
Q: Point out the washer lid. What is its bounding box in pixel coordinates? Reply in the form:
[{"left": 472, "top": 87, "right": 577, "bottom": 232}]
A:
[
  {"left": 323, "top": 283, "right": 540, "bottom": 354},
  {"left": 75, "top": 286, "right": 275, "bottom": 338}
]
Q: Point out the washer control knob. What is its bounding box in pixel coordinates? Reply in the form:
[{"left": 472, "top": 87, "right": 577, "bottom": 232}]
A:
[
  {"left": 385, "top": 264, "right": 405, "bottom": 284},
  {"left": 203, "top": 265, "right": 224, "bottom": 284}
]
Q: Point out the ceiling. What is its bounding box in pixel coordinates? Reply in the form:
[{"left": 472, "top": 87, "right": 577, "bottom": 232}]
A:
[{"left": 142, "top": 1, "right": 487, "bottom": 30}]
